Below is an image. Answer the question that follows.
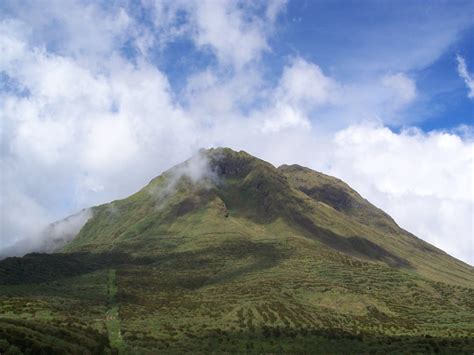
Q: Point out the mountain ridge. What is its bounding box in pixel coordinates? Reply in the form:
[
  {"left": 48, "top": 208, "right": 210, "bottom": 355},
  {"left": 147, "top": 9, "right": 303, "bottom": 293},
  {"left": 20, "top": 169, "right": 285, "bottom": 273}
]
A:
[{"left": 62, "top": 147, "right": 472, "bottom": 286}]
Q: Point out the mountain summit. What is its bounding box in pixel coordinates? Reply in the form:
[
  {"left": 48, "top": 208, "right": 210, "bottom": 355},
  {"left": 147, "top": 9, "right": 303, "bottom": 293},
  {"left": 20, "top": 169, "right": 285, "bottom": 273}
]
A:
[
  {"left": 1, "top": 148, "right": 473, "bottom": 353},
  {"left": 64, "top": 148, "right": 471, "bottom": 285}
]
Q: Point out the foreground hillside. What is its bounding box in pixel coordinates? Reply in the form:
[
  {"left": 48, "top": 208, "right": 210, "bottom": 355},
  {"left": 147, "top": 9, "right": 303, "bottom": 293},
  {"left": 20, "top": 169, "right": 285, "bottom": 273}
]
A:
[{"left": 1, "top": 148, "right": 473, "bottom": 353}]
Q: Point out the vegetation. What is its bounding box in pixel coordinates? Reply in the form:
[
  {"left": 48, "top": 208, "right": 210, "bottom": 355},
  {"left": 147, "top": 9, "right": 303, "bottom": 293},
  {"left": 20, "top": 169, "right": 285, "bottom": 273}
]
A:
[
  {"left": 106, "top": 269, "right": 124, "bottom": 352},
  {"left": 1, "top": 148, "right": 473, "bottom": 353}
]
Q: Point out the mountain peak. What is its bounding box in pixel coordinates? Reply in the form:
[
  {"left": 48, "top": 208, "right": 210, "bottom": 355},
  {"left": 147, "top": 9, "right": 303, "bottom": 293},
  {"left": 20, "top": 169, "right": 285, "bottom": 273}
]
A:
[
  {"left": 58, "top": 148, "right": 472, "bottom": 288},
  {"left": 203, "top": 147, "right": 275, "bottom": 179}
]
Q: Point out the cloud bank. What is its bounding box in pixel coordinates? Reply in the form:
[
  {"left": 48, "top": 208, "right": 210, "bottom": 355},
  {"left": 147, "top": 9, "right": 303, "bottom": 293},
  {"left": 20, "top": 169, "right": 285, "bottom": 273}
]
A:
[
  {"left": 0, "top": 0, "right": 472, "bottom": 264},
  {"left": 328, "top": 124, "right": 473, "bottom": 264}
]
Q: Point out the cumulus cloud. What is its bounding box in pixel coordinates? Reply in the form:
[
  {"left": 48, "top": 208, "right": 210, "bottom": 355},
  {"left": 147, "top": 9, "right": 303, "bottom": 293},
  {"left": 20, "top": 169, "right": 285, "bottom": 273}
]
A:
[
  {"left": 328, "top": 124, "right": 473, "bottom": 264},
  {"left": 255, "top": 58, "right": 340, "bottom": 133},
  {"left": 189, "top": 0, "right": 268, "bottom": 68},
  {"left": 456, "top": 55, "right": 474, "bottom": 99},
  {"left": 260, "top": 104, "right": 310, "bottom": 133},
  {"left": 143, "top": 0, "right": 283, "bottom": 68},
  {"left": 277, "top": 58, "right": 340, "bottom": 107}
]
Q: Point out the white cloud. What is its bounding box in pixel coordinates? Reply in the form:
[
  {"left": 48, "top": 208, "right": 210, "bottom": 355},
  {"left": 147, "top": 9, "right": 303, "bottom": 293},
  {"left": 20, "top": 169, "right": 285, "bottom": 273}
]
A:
[
  {"left": 260, "top": 104, "right": 310, "bottom": 133},
  {"left": 184, "top": 67, "right": 264, "bottom": 120},
  {"left": 143, "top": 0, "right": 284, "bottom": 69},
  {"left": 277, "top": 58, "right": 340, "bottom": 107},
  {"left": 265, "top": 0, "right": 287, "bottom": 22},
  {"left": 1, "top": 0, "right": 132, "bottom": 60},
  {"left": 328, "top": 123, "right": 473, "bottom": 264},
  {"left": 190, "top": 0, "right": 268, "bottom": 68},
  {"left": 456, "top": 55, "right": 474, "bottom": 99},
  {"left": 256, "top": 58, "right": 339, "bottom": 133},
  {"left": 381, "top": 72, "right": 417, "bottom": 105},
  {"left": 0, "top": 16, "right": 198, "bottom": 249}
]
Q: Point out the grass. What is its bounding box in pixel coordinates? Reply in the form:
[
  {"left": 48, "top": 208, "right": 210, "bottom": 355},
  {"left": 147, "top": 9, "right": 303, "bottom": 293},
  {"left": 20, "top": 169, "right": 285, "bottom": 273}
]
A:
[
  {"left": 106, "top": 269, "right": 124, "bottom": 353},
  {"left": 0, "top": 269, "right": 113, "bottom": 353}
]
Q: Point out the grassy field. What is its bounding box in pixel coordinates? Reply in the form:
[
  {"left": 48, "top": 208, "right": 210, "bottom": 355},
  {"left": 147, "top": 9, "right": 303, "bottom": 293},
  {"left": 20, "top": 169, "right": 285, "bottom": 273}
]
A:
[{"left": 1, "top": 148, "right": 473, "bottom": 353}]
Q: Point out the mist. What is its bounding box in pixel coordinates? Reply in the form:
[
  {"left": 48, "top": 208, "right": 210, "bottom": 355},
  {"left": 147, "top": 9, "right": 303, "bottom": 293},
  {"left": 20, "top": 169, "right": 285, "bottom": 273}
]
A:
[
  {"left": 0, "top": 208, "right": 93, "bottom": 260},
  {"left": 148, "top": 150, "right": 219, "bottom": 210}
]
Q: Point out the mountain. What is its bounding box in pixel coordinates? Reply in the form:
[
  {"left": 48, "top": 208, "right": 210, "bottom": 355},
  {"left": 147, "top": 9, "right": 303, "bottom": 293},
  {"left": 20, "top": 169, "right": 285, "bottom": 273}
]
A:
[{"left": 1, "top": 147, "right": 473, "bottom": 354}]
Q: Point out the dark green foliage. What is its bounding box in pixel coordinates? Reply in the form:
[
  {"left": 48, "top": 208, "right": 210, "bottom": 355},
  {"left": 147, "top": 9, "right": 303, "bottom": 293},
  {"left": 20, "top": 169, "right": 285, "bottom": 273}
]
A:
[{"left": 0, "top": 318, "right": 112, "bottom": 354}]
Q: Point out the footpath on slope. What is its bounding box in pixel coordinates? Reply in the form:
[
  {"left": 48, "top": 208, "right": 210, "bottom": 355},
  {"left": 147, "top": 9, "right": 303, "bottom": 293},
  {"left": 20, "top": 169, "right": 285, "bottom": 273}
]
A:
[{"left": 106, "top": 269, "right": 124, "bottom": 353}]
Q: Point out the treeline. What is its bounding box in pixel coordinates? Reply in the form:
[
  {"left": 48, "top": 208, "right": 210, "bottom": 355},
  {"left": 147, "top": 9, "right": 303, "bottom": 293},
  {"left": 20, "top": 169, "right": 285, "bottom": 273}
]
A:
[
  {"left": 0, "top": 252, "right": 153, "bottom": 285},
  {"left": 122, "top": 325, "right": 474, "bottom": 353}
]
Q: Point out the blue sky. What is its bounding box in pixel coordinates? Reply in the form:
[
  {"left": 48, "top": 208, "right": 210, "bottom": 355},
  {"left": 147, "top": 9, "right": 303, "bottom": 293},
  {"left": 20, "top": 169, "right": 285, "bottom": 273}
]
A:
[
  {"left": 1, "top": 0, "right": 473, "bottom": 262},
  {"left": 278, "top": 0, "right": 474, "bottom": 129},
  {"left": 126, "top": 0, "right": 474, "bottom": 130}
]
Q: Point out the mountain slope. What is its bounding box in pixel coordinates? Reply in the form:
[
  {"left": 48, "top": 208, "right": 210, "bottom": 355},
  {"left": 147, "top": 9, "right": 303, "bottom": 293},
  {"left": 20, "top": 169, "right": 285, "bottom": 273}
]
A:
[
  {"left": 64, "top": 147, "right": 472, "bottom": 286},
  {"left": 1, "top": 147, "right": 473, "bottom": 353},
  {"left": 278, "top": 164, "right": 473, "bottom": 287}
]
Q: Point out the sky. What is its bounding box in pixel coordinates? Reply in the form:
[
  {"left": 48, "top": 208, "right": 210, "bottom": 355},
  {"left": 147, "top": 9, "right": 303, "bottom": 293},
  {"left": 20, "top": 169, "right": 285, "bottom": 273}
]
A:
[{"left": 0, "top": 0, "right": 473, "bottom": 263}]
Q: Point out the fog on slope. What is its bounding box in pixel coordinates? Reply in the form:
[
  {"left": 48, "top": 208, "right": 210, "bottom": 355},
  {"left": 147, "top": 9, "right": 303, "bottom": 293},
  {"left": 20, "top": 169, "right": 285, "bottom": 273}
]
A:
[
  {"left": 147, "top": 149, "right": 219, "bottom": 210},
  {"left": 0, "top": 209, "right": 92, "bottom": 260}
]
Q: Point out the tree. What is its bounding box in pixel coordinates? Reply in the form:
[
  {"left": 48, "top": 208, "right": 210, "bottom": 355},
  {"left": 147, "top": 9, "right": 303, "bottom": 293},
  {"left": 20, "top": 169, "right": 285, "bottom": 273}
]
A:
[{"left": 5, "top": 345, "right": 23, "bottom": 355}]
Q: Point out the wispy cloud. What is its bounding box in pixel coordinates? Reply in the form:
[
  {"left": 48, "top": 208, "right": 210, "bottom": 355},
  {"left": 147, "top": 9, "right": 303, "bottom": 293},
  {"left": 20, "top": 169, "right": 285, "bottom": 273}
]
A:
[
  {"left": 456, "top": 55, "right": 474, "bottom": 99},
  {"left": 381, "top": 73, "right": 417, "bottom": 105}
]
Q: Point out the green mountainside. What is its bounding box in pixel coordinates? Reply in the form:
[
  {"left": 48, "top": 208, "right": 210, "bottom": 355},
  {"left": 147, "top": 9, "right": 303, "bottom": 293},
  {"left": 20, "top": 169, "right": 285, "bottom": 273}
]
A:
[{"left": 1, "top": 147, "right": 473, "bottom": 353}]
